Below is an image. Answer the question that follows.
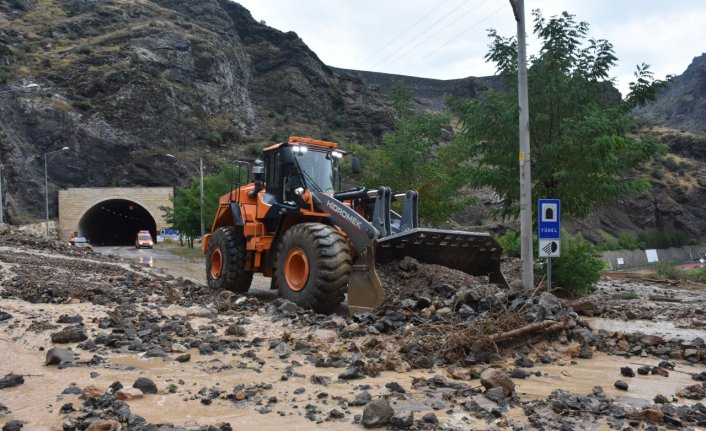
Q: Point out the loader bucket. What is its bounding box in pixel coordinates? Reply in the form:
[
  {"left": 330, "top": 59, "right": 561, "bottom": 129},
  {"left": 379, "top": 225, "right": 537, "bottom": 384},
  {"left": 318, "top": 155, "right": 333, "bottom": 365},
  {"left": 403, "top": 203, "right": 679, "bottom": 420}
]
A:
[
  {"left": 375, "top": 228, "right": 508, "bottom": 288},
  {"left": 347, "top": 245, "right": 385, "bottom": 314}
]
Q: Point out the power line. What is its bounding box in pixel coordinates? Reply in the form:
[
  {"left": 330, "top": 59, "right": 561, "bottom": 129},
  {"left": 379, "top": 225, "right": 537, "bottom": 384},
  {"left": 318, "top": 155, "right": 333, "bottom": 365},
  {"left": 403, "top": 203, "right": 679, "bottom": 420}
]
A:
[
  {"left": 372, "top": 0, "right": 494, "bottom": 72},
  {"left": 356, "top": 0, "right": 458, "bottom": 68},
  {"left": 399, "top": 2, "right": 508, "bottom": 76}
]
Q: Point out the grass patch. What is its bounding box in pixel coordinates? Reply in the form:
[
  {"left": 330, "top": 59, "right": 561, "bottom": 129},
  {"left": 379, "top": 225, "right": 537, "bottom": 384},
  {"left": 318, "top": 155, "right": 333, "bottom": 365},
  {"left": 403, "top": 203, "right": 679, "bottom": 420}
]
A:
[
  {"left": 614, "top": 291, "right": 638, "bottom": 300},
  {"left": 161, "top": 243, "right": 203, "bottom": 259}
]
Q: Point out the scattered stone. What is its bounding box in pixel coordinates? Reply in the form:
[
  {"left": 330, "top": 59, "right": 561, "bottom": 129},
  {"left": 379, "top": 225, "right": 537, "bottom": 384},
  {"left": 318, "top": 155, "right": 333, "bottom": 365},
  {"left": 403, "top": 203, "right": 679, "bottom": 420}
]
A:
[
  {"left": 85, "top": 419, "right": 121, "bottom": 431},
  {"left": 274, "top": 342, "right": 291, "bottom": 359},
  {"left": 676, "top": 384, "right": 706, "bottom": 400},
  {"left": 652, "top": 367, "right": 669, "bottom": 377},
  {"left": 62, "top": 384, "right": 82, "bottom": 395},
  {"left": 45, "top": 347, "right": 74, "bottom": 365},
  {"left": 329, "top": 409, "right": 345, "bottom": 419},
  {"left": 637, "top": 366, "right": 651, "bottom": 375},
  {"left": 485, "top": 387, "right": 506, "bottom": 403},
  {"left": 361, "top": 399, "right": 394, "bottom": 428},
  {"left": 480, "top": 368, "right": 515, "bottom": 396},
  {"left": 614, "top": 380, "right": 629, "bottom": 391},
  {"left": 339, "top": 366, "right": 365, "bottom": 380},
  {"left": 639, "top": 408, "right": 664, "bottom": 423},
  {"left": 653, "top": 394, "right": 669, "bottom": 404},
  {"left": 133, "top": 377, "right": 157, "bottom": 394},
  {"left": 385, "top": 382, "right": 406, "bottom": 393},
  {"left": 2, "top": 420, "right": 23, "bottom": 431},
  {"left": 175, "top": 353, "right": 191, "bottom": 363},
  {"left": 57, "top": 314, "right": 83, "bottom": 324},
  {"left": 0, "top": 311, "right": 12, "bottom": 322},
  {"left": 80, "top": 385, "right": 103, "bottom": 399},
  {"left": 144, "top": 347, "right": 167, "bottom": 358},
  {"left": 0, "top": 373, "right": 24, "bottom": 389},
  {"left": 225, "top": 324, "right": 247, "bottom": 337},
  {"left": 390, "top": 410, "right": 414, "bottom": 429},
  {"left": 50, "top": 326, "right": 87, "bottom": 343},
  {"left": 293, "top": 387, "right": 305, "bottom": 395},
  {"left": 350, "top": 391, "right": 372, "bottom": 406},
  {"left": 278, "top": 300, "right": 300, "bottom": 315},
  {"left": 620, "top": 366, "right": 635, "bottom": 377},
  {"left": 421, "top": 412, "right": 439, "bottom": 424},
  {"left": 116, "top": 387, "right": 144, "bottom": 401}
]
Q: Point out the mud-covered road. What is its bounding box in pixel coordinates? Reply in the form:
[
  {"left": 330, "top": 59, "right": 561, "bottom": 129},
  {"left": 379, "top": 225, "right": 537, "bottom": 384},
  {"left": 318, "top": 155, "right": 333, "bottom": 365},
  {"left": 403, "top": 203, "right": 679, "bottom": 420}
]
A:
[{"left": 1, "top": 225, "right": 705, "bottom": 430}]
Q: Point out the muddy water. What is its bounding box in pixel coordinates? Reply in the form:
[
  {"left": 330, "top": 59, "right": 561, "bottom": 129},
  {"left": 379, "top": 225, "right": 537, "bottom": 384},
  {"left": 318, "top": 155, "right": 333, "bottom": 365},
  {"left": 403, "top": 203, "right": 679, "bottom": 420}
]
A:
[
  {"left": 586, "top": 317, "right": 706, "bottom": 341},
  {"left": 3, "top": 296, "right": 706, "bottom": 430}
]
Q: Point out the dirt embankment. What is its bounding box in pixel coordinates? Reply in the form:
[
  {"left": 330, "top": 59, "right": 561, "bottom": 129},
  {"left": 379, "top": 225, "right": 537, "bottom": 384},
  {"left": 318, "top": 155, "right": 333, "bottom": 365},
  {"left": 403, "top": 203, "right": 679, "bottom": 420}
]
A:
[{"left": 0, "top": 224, "right": 705, "bottom": 430}]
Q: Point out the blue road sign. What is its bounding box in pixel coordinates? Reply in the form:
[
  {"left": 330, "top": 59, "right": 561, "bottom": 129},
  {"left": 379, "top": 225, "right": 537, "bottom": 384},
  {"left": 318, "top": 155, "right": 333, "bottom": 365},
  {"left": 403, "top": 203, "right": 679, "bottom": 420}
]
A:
[{"left": 538, "top": 199, "right": 560, "bottom": 240}]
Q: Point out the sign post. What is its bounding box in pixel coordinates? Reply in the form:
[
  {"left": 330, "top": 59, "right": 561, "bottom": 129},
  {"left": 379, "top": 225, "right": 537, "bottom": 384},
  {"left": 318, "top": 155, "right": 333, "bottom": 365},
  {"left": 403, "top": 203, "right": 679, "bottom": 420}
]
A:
[{"left": 538, "top": 199, "right": 561, "bottom": 289}]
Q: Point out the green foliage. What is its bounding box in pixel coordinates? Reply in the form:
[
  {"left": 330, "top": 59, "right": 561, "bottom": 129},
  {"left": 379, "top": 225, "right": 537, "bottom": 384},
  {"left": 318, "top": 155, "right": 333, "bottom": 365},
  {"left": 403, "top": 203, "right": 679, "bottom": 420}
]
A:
[
  {"left": 164, "top": 164, "right": 247, "bottom": 247},
  {"left": 205, "top": 131, "right": 223, "bottom": 146},
  {"left": 654, "top": 262, "right": 679, "bottom": 280},
  {"left": 615, "top": 291, "right": 638, "bottom": 300},
  {"left": 350, "top": 87, "right": 472, "bottom": 226},
  {"left": 598, "top": 229, "right": 693, "bottom": 251},
  {"left": 72, "top": 99, "right": 92, "bottom": 111},
  {"left": 680, "top": 265, "right": 706, "bottom": 283},
  {"left": 451, "top": 10, "right": 667, "bottom": 219},
  {"left": 625, "top": 63, "right": 673, "bottom": 109},
  {"left": 0, "top": 68, "right": 11, "bottom": 83},
  {"left": 9, "top": 0, "right": 26, "bottom": 10},
  {"left": 497, "top": 230, "right": 521, "bottom": 257},
  {"left": 548, "top": 231, "right": 605, "bottom": 297}
]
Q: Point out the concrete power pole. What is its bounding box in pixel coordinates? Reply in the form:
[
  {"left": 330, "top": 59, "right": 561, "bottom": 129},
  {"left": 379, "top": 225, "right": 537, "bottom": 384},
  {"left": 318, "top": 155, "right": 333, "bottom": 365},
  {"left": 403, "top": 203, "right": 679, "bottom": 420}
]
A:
[{"left": 510, "top": 0, "right": 534, "bottom": 289}]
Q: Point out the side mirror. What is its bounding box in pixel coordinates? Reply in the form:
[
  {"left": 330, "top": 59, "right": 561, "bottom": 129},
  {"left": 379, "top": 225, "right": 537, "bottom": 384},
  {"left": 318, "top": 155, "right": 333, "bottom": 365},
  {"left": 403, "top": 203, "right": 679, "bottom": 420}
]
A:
[
  {"left": 351, "top": 155, "right": 362, "bottom": 174},
  {"left": 280, "top": 147, "right": 295, "bottom": 165}
]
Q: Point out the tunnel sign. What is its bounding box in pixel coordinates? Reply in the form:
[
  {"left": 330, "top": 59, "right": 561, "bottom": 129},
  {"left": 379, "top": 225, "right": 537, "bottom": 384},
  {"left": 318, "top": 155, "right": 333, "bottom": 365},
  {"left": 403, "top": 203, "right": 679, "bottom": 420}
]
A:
[{"left": 538, "top": 199, "right": 560, "bottom": 257}]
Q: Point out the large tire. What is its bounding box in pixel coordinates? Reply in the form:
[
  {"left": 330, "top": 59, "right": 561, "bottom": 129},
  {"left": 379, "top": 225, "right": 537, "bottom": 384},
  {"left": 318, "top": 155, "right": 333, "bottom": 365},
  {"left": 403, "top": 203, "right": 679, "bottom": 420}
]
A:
[
  {"left": 274, "top": 223, "right": 351, "bottom": 314},
  {"left": 206, "top": 226, "right": 253, "bottom": 293}
]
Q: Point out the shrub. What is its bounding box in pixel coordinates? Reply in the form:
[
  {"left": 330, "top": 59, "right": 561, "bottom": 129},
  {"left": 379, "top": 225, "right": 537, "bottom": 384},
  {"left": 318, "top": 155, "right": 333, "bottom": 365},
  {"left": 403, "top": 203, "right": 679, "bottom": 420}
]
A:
[
  {"left": 549, "top": 231, "right": 605, "bottom": 297},
  {"left": 72, "top": 100, "right": 92, "bottom": 111},
  {"left": 497, "top": 230, "right": 521, "bottom": 257},
  {"left": 205, "top": 131, "right": 223, "bottom": 146},
  {"left": 655, "top": 262, "right": 678, "bottom": 280}
]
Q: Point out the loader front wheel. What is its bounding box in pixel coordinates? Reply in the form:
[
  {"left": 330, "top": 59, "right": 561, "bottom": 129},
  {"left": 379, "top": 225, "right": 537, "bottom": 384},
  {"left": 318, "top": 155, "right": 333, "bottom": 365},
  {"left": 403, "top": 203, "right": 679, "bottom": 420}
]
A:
[
  {"left": 274, "top": 223, "right": 351, "bottom": 314},
  {"left": 206, "top": 227, "right": 253, "bottom": 293}
]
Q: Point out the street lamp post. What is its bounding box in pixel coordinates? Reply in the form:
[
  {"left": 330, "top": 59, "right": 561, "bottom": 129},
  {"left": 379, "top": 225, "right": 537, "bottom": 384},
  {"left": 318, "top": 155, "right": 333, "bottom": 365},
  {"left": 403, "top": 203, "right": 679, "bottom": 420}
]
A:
[{"left": 44, "top": 146, "right": 69, "bottom": 238}]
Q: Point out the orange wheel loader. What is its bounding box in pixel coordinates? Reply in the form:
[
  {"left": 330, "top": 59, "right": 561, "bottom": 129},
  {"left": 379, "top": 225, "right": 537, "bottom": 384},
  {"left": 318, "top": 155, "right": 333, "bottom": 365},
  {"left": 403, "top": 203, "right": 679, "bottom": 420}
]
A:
[{"left": 202, "top": 136, "right": 507, "bottom": 314}]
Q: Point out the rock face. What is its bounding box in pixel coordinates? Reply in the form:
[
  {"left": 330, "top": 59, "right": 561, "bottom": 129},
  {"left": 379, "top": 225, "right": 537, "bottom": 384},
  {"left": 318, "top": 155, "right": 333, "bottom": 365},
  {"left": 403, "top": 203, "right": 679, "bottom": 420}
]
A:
[
  {"left": 637, "top": 54, "right": 706, "bottom": 134},
  {"left": 0, "top": 0, "right": 395, "bottom": 222}
]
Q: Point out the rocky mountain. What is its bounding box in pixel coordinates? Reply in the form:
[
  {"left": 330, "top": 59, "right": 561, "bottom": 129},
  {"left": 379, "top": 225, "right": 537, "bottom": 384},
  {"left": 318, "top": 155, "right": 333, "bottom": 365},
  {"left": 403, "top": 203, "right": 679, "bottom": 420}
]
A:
[
  {"left": 637, "top": 53, "right": 706, "bottom": 133},
  {"left": 0, "top": 0, "right": 395, "bottom": 222},
  {"left": 2, "top": 0, "right": 706, "bottom": 246}
]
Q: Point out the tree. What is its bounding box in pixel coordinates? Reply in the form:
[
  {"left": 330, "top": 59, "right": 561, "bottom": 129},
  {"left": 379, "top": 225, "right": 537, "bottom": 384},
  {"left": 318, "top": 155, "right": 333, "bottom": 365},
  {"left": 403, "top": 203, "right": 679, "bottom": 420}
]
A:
[
  {"left": 348, "top": 87, "right": 471, "bottom": 226},
  {"left": 162, "top": 164, "right": 246, "bottom": 247},
  {"left": 452, "top": 10, "right": 668, "bottom": 219}
]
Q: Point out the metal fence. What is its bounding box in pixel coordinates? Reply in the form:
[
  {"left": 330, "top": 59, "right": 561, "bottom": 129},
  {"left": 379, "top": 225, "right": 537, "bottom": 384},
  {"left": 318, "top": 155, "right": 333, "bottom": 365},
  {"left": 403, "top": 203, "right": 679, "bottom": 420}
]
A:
[{"left": 603, "top": 246, "right": 706, "bottom": 270}]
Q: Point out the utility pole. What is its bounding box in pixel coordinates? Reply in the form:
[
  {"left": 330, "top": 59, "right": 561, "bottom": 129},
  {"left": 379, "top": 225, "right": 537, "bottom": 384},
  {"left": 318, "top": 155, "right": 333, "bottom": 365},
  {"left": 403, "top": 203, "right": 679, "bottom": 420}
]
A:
[
  {"left": 199, "top": 157, "right": 205, "bottom": 238},
  {"left": 510, "top": 0, "right": 534, "bottom": 289}
]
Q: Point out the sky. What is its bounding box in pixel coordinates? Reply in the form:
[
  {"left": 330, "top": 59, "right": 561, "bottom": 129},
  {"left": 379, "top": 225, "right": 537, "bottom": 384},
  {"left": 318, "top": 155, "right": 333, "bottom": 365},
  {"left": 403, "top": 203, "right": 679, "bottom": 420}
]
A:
[{"left": 234, "top": 0, "right": 706, "bottom": 96}]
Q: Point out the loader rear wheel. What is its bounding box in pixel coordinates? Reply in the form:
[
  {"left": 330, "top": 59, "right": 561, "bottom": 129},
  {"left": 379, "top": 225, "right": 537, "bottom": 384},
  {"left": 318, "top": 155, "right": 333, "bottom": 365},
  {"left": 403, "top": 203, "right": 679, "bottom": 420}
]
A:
[
  {"left": 274, "top": 223, "right": 351, "bottom": 314},
  {"left": 206, "top": 227, "right": 253, "bottom": 293}
]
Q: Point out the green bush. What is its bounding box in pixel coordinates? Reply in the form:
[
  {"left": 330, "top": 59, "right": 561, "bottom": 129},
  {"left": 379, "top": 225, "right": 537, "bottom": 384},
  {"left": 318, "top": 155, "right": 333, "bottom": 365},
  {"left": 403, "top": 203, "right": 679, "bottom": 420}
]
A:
[
  {"left": 655, "top": 262, "right": 678, "bottom": 280},
  {"left": 72, "top": 100, "right": 92, "bottom": 111},
  {"left": 205, "top": 131, "right": 223, "bottom": 146},
  {"left": 549, "top": 231, "right": 605, "bottom": 297},
  {"left": 497, "top": 230, "right": 521, "bottom": 257}
]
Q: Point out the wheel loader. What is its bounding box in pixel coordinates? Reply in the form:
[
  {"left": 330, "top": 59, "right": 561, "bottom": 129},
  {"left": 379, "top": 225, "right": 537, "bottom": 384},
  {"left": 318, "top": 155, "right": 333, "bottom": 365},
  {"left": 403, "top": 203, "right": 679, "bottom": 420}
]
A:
[{"left": 202, "top": 136, "right": 506, "bottom": 314}]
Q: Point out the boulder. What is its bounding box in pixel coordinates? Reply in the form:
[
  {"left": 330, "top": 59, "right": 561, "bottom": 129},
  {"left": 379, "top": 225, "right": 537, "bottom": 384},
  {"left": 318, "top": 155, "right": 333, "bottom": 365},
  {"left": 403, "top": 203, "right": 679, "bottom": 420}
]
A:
[
  {"left": 480, "top": 368, "right": 515, "bottom": 396},
  {"left": 361, "top": 399, "right": 394, "bottom": 428},
  {"left": 50, "top": 327, "right": 87, "bottom": 343},
  {"left": 45, "top": 347, "right": 74, "bottom": 365},
  {"left": 133, "top": 377, "right": 157, "bottom": 394},
  {"left": 85, "top": 419, "right": 121, "bottom": 431}
]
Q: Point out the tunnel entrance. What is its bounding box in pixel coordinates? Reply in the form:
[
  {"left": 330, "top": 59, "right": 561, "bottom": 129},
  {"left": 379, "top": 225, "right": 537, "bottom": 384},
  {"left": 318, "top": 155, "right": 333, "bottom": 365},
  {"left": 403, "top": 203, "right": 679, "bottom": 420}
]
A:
[{"left": 79, "top": 199, "right": 156, "bottom": 246}]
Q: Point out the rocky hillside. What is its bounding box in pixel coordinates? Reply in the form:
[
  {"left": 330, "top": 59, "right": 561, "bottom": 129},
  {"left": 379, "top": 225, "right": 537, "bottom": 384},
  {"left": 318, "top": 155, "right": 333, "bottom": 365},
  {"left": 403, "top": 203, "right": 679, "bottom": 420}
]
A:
[
  {"left": 637, "top": 53, "right": 706, "bottom": 133},
  {"left": 0, "top": 0, "right": 395, "bottom": 222}
]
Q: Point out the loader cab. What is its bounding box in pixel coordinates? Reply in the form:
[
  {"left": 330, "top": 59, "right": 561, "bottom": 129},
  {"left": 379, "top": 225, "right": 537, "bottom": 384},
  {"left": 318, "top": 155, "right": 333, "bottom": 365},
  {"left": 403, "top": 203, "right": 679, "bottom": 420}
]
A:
[{"left": 263, "top": 137, "right": 343, "bottom": 204}]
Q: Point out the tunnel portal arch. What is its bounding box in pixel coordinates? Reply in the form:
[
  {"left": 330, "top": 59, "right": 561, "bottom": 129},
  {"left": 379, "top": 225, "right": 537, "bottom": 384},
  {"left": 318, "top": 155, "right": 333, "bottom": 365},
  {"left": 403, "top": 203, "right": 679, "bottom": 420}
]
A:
[
  {"left": 78, "top": 198, "right": 157, "bottom": 246},
  {"left": 59, "top": 187, "right": 173, "bottom": 245}
]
